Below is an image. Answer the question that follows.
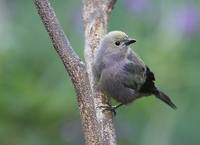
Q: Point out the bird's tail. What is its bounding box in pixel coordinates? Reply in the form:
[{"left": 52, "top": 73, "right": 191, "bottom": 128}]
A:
[{"left": 153, "top": 88, "right": 177, "bottom": 109}]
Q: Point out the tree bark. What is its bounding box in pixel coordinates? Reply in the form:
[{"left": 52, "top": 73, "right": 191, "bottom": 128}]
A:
[
  {"left": 33, "top": 0, "right": 116, "bottom": 144},
  {"left": 83, "top": 0, "right": 117, "bottom": 144}
]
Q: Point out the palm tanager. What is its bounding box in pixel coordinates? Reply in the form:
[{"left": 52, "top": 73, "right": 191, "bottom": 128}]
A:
[{"left": 93, "top": 31, "right": 177, "bottom": 113}]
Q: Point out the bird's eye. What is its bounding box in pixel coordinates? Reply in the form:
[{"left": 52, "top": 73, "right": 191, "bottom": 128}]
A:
[{"left": 115, "top": 41, "right": 121, "bottom": 46}]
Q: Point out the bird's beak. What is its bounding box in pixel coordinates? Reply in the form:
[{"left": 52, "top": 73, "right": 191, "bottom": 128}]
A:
[{"left": 124, "top": 38, "right": 136, "bottom": 46}]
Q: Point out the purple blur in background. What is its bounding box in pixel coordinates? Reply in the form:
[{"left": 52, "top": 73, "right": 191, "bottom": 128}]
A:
[{"left": 174, "top": 5, "right": 200, "bottom": 34}]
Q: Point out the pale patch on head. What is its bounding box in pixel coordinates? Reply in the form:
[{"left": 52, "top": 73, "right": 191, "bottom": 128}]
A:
[
  {"left": 106, "top": 31, "right": 128, "bottom": 41},
  {"left": 101, "top": 31, "right": 130, "bottom": 49}
]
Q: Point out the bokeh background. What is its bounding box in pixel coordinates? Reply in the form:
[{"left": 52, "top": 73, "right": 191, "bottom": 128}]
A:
[{"left": 0, "top": 0, "right": 200, "bottom": 145}]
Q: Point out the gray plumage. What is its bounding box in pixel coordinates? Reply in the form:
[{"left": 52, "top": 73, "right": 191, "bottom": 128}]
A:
[{"left": 93, "top": 31, "right": 176, "bottom": 109}]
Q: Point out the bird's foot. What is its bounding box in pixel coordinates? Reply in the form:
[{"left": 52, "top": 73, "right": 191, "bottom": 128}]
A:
[
  {"left": 97, "top": 105, "right": 117, "bottom": 116},
  {"left": 97, "top": 103, "right": 124, "bottom": 116}
]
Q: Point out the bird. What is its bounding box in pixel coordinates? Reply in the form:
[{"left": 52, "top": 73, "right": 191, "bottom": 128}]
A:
[{"left": 92, "top": 31, "right": 177, "bottom": 114}]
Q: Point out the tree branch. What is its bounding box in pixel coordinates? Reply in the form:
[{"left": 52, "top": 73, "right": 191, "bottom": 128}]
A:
[
  {"left": 33, "top": 0, "right": 117, "bottom": 144},
  {"left": 33, "top": 0, "right": 100, "bottom": 144},
  {"left": 83, "top": 0, "right": 117, "bottom": 144}
]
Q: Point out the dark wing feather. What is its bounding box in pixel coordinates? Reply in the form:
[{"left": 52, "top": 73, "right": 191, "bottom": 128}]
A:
[
  {"left": 139, "top": 66, "right": 156, "bottom": 94},
  {"left": 140, "top": 66, "right": 177, "bottom": 109}
]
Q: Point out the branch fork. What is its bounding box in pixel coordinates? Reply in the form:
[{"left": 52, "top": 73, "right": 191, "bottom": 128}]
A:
[{"left": 33, "top": 0, "right": 116, "bottom": 144}]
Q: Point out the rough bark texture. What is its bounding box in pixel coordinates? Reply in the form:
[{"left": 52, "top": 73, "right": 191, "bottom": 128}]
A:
[
  {"left": 83, "top": 0, "right": 117, "bottom": 144},
  {"left": 33, "top": 0, "right": 117, "bottom": 144}
]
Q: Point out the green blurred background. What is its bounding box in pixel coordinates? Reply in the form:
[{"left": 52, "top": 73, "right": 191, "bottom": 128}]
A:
[{"left": 0, "top": 0, "right": 200, "bottom": 144}]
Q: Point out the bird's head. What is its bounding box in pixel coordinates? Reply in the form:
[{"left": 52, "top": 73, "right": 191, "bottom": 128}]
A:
[{"left": 101, "top": 31, "right": 136, "bottom": 51}]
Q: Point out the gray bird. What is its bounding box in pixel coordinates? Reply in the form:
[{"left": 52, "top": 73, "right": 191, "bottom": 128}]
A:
[{"left": 93, "top": 31, "right": 176, "bottom": 113}]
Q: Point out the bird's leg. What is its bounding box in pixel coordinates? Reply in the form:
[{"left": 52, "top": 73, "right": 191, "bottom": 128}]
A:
[
  {"left": 97, "top": 103, "right": 124, "bottom": 116},
  {"left": 112, "top": 103, "right": 124, "bottom": 110}
]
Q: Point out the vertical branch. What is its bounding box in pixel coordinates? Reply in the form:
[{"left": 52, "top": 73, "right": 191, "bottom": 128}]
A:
[{"left": 83, "top": 0, "right": 117, "bottom": 144}]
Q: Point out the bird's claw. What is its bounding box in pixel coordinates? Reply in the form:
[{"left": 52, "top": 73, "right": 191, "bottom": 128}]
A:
[{"left": 97, "top": 105, "right": 117, "bottom": 116}]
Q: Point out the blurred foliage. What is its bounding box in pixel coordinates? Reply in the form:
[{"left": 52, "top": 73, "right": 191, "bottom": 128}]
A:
[{"left": 0, "top": 0, "right": 200, "bottom": 145}]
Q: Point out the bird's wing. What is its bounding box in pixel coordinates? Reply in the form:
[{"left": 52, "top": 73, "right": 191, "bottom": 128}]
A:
[
  {"left": 139, "top": 66, "right": 156, "bottom": 94},
  {"left": 121, "top": 48, "right": 147, "bottom": 90},
  {"left": 123, "top": 52, "right": 156, "bottom": 93},
  {"left": 122, "top": 61, "right": 146, "bottom": 91}
]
